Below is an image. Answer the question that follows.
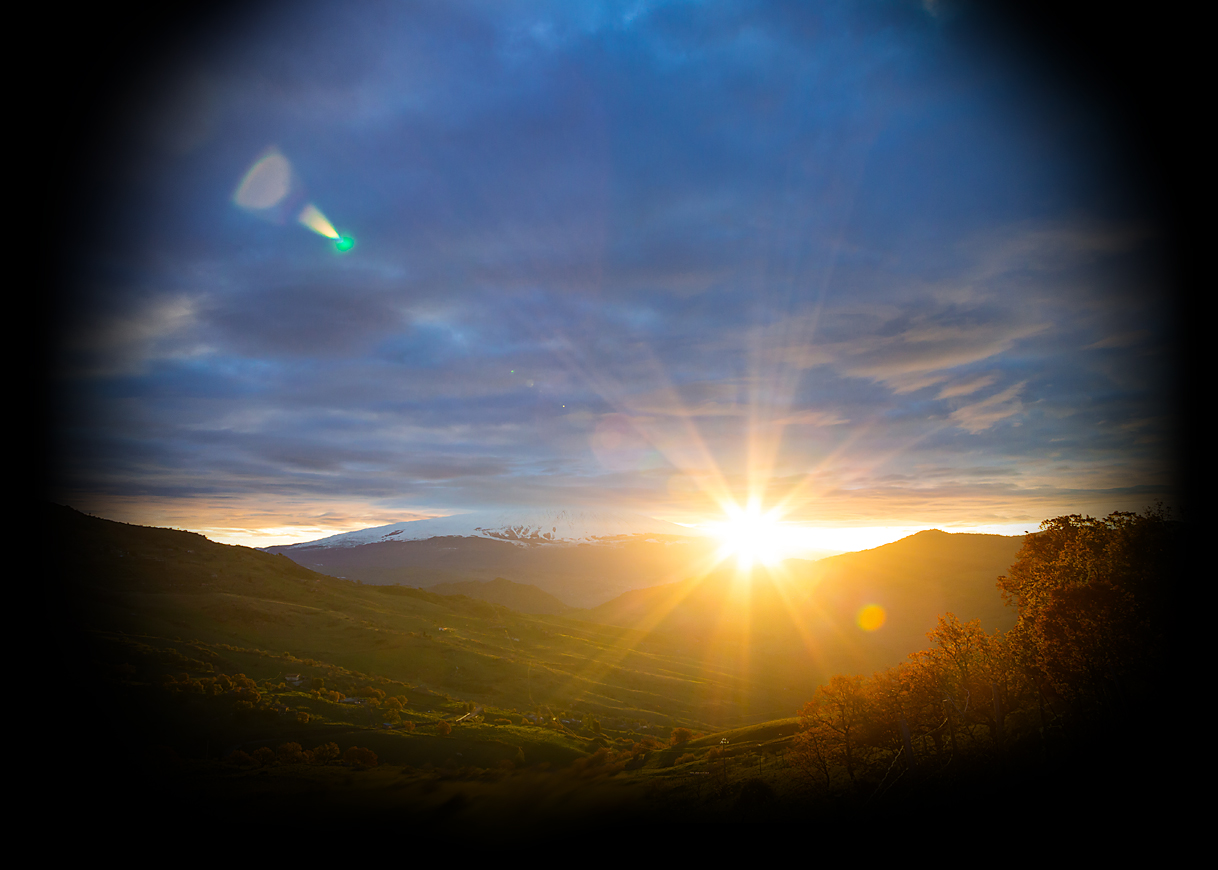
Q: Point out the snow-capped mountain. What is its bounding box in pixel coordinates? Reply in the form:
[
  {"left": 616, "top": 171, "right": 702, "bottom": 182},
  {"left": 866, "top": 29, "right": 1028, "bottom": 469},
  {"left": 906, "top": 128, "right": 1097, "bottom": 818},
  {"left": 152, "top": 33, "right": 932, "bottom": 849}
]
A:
[{"left": 290, "top": 507, "right": 696, "bottom": 549}]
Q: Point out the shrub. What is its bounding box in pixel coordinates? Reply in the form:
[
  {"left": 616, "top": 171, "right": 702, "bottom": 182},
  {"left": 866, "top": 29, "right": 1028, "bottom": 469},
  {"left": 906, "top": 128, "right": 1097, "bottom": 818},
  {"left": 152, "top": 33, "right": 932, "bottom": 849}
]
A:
[
  {"left": 226, "top": 750, "right": 255, "bottom": 767},
  {"left": 343, "top": 746, "right": 378, "bottom": 769},
  {"left": 311, "top": 742, "right": 341, "bottom": 763},
  {"left": 278, "top": 742, "right": 309, "bottom": 764}
]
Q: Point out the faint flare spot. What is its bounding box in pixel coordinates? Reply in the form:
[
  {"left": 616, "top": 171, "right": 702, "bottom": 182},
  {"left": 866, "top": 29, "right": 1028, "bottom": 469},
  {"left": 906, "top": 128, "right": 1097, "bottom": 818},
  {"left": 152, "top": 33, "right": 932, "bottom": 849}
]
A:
[
  {"left": 234, "top": 148, "right": 294, "bottom": 210},
  {"left": 857, "top": 604, "right": 886, "bottom": 632}
]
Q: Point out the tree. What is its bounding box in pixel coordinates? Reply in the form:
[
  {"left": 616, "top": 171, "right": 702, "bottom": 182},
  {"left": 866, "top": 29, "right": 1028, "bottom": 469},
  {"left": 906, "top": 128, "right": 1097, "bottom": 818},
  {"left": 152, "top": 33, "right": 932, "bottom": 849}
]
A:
[
  {"left": 914, "top": 614, "right": 1027, "bottom": 753},
  {"left": 342, "top": 746, "right": 378, "bottom": 769},
  {"left": 311, "top": 742, "right": 341, "bottom": 763},
  {"left": 798, "top": 674, "right": 869, "bottom": 781},
  {"left": 997, "top": 509, "right": 1178, "bottom": 718},
  {"left": 790, "top": 721, "right": 833, "bottom": 788},
  {"left": 670, "top": 727, "right": 693, "bottom": 746},
  {"left": 278, "top": 742, "right": 308, "bottom": 763}
]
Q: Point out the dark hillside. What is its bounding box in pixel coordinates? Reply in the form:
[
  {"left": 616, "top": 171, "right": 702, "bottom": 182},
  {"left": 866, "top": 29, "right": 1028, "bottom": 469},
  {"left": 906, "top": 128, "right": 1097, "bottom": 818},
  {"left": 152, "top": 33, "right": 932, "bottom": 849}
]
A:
[{"left": 44, "top": 503, "right": 809, "bottom": 727}]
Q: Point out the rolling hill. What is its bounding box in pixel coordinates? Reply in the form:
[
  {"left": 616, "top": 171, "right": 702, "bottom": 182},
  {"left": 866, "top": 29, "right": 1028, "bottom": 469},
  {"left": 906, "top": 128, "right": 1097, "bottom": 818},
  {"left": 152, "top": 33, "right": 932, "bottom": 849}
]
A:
[
  {"left": 582, "top": 529, "right": 1025, "bottom": 678},
  {"left": 267, "top": 530, "right": 724, "bottom": 608}
]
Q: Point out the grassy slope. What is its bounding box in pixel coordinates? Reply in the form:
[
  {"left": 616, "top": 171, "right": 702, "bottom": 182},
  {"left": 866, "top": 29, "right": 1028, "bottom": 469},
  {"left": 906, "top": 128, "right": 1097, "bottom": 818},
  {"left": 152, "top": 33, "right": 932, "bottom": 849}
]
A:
[
  {"left": 49, "top": 504, "right": 838, "bottom": 829},
  {"left": 50, "top": 503, "right": 811, "bottom": 729},
  {"left": 426, "top": 577, "right": 575, "bottom": 615}
]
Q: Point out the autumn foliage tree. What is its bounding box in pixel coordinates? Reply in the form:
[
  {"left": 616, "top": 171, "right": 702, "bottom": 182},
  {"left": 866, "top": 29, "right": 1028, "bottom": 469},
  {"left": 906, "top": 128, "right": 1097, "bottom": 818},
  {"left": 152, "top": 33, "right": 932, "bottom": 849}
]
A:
[
  {"left": 790, "top": 508, "right": 1178, "bottom": 791},
  {"left": 797, "top": 674, "right": 869, "bottom": 781},
  {"left": 997, "top": 509, "right": 1178, "bottom": 719}
]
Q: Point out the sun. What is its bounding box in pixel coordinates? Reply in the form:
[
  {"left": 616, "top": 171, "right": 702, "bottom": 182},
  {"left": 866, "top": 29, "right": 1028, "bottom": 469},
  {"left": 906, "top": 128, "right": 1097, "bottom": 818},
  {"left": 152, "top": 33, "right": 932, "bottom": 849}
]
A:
[{"left": 712, "top": 501, "right": 786, "bottom": 570}]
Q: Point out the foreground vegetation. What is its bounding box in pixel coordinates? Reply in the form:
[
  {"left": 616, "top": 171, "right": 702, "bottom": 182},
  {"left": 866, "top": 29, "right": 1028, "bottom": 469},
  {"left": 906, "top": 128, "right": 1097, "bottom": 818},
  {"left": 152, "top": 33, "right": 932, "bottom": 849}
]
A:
[{"left": 48, "top": 504, "right": 1181, "bottom": 833}]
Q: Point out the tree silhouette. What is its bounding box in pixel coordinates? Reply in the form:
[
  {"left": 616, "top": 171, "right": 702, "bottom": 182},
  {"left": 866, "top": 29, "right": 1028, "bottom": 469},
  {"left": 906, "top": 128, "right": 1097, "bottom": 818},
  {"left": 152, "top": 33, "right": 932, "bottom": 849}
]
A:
[{"left": 797, "top": 674, "right": 868, "bottom": 781}]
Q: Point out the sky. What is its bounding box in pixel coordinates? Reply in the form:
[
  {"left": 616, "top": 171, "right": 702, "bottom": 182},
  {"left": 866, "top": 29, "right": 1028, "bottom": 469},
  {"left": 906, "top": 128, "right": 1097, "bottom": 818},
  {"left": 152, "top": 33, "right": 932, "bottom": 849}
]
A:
[{"left": 47, "top": 0, "right": 1182, "bottom": 551}]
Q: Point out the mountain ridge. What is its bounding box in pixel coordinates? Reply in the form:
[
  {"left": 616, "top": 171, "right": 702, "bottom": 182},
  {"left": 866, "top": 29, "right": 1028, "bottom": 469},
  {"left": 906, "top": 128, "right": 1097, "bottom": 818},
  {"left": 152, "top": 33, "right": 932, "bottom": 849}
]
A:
[{"left": 275, "top": 507, "right": 696, "bottom": 550}]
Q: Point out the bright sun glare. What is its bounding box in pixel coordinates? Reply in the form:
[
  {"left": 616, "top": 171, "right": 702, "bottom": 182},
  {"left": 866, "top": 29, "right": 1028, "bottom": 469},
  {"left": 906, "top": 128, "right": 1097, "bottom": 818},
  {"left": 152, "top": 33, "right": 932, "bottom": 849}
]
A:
[{"left": 711, "top": 501, "right": 787, "bottom": 570}]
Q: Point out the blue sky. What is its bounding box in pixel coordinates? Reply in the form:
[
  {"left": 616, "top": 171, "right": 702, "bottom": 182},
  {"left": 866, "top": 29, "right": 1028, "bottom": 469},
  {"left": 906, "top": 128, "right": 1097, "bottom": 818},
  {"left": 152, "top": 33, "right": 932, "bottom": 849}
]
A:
[{"left": 50, "top": 0, "right": 1179, "bottom": 547}]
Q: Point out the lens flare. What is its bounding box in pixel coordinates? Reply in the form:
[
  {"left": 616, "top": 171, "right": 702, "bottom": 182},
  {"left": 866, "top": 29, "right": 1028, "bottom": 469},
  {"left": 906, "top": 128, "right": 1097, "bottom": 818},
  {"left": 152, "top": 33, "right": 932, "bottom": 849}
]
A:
[
  {"left": 856, "top": 604, "right": 886, "bottom": 631},
  {"left": 297, "top": 203, "right": 340, "bottom": 239},
  {"left": 233, "top": 149, "right": 293, "bottom": 210},
  {"left": 233, "top": 147, "right": 349, "bottom": 249}
]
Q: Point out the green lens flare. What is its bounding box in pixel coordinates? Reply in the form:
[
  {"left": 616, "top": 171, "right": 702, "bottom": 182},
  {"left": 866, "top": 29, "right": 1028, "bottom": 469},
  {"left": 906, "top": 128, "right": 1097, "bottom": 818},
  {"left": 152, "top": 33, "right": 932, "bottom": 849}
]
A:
[{"left": 335, "top": 235, "right": 355, "bottom": 252}]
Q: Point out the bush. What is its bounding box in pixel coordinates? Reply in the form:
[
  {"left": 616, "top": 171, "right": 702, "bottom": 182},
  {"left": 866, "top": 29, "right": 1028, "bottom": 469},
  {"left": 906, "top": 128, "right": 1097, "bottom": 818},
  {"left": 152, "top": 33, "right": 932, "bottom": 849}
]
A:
[
  {"left": 311, "top": 742, "right": 341, "bottom": 763},
  {"left": 343, "top": 746, "right": 378, "bottom": 769},
  {"left": 278, "top": 742, "right": 309, "bottom": 764}
]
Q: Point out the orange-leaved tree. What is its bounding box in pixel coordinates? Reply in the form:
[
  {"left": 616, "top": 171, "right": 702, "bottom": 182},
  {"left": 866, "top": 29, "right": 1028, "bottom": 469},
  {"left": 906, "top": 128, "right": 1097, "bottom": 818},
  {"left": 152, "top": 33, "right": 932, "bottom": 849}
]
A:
[
  {"left": 997, "top": 509, "right": 1178, "bottom": 718},
  {"left": 797, "top": 674, "right": 869, "bottom": 782},
  {"left": 915, "top": 614, "right": 1024, "bottom": 752}
]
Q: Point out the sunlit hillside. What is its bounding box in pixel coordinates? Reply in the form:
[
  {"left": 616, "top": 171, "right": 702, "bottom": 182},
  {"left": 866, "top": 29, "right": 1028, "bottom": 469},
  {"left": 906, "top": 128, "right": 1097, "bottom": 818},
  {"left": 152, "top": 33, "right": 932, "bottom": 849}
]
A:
[{"left": 582, "top": 530, "right": 1023, "bottom": 679}]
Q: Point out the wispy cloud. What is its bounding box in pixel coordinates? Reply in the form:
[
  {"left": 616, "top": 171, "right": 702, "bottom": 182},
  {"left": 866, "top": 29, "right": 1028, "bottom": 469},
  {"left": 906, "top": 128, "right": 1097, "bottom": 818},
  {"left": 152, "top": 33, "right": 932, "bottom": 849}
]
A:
[
  {"left": 937, "top": 374, "right": 996, "bottom": 399},
  {"left": 949, "top": 382, "right": 1026, "bottom": 433}
]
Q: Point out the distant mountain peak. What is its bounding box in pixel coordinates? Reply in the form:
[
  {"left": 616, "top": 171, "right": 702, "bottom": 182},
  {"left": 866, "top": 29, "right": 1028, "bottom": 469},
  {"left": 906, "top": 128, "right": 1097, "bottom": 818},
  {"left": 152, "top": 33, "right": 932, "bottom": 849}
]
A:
[{"left": 278, "top": 506, "right": 695, "bottom": 550}]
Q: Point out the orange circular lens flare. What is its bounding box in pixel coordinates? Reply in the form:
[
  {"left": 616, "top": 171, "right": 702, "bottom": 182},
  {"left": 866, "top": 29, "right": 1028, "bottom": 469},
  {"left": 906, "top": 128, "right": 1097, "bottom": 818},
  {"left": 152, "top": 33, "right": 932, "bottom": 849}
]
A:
[{"left": 856, "top": 604, "right": 886, "bottom": 631}]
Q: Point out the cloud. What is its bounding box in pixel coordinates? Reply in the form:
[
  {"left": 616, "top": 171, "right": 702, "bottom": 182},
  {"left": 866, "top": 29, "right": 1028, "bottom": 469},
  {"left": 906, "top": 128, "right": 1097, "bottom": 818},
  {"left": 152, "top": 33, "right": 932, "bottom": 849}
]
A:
[
  {"left": 1085, "top": 330, "right": 1152, "bottom": 350},
  {"left": 202, "top": 280, "right": 410, "bottom": 358},
  {"left": 937, "top": 374, "right": 996, "bottom": 399},
  {"left": 837, "top": 322, "right": 1047, "bottom": 388},
  {"left": 948, "top": 382, "right": 1026, "bottom": 433},
  {"left": 772, "top": 410, "right": 850, "bottom": 427},
  {"left": 64, "top": 294, "right": 205, "bottom": 377}
]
